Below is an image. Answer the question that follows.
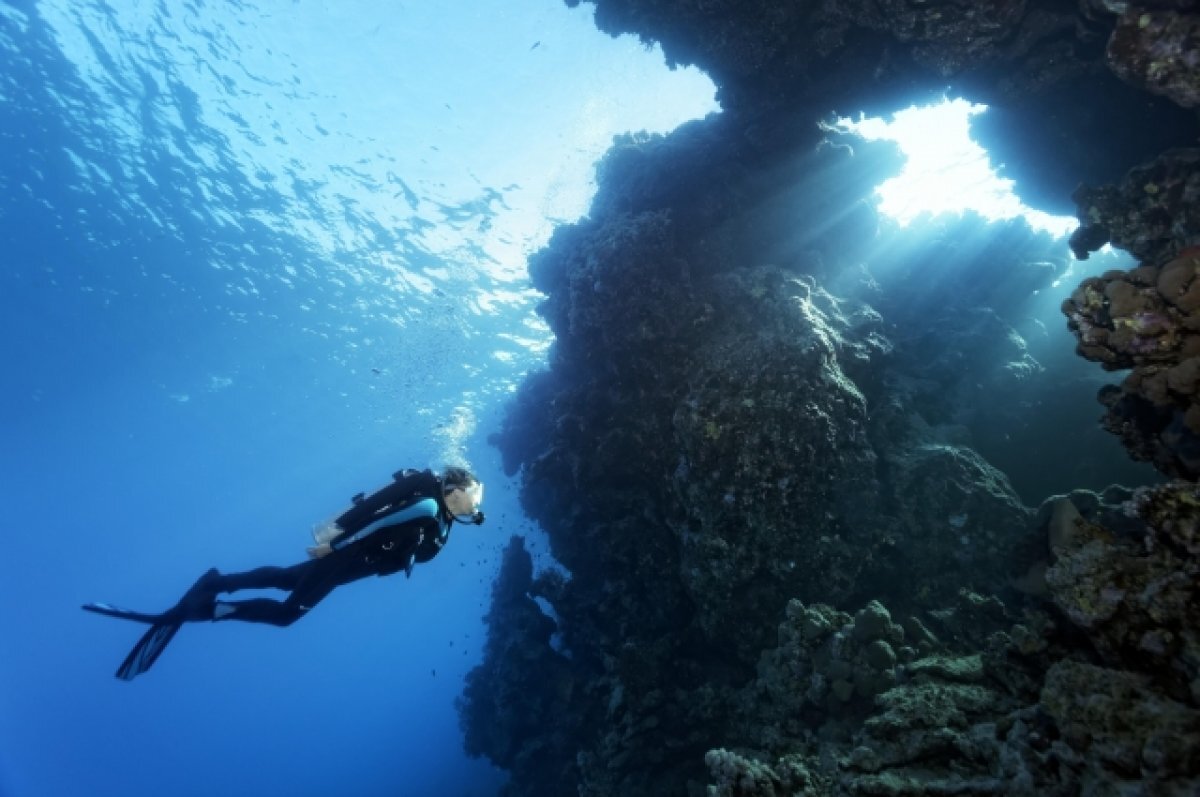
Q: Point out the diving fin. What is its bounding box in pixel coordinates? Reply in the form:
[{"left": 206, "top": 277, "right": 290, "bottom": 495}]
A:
[
  {"left": 81, "top": 602, "right": 166, "bottom": 624},
  {"left": 115, "top": 621, "right": 182, "bottom": 681},
  {"left": 82, "top": 604, "right": 181, "bottom": 680},
  {"left": 84, "top": 568, "right": 222, "bottom": 680}
]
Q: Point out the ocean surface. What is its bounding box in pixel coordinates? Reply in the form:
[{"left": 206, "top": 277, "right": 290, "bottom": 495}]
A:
[{"left": 0, "top": 2, "right": 715, "bottom": 796}]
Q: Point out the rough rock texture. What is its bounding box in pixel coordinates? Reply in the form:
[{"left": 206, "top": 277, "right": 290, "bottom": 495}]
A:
[
  {"left": 458, "top": 538, "right": 583, "bottom": 797},
  {"left": 1041, "top": 660, "right": 1200, "bottom": 794},
  {"left": 1064, "top": 150, "right": 1200, "bottom": 478},
  {"left": 1108, "top": 7, "right": 1200, "bottom": 109},
  {"left": 706, "top": 748, "right": 825, "bottom": 797},
  {"left": 711, "top": 608, "right": 1200, "bottom": 797},
  {"left": 458, "top": 2, "right": 1200, "bottom": 796},
  {"left": 567, "top": 0, "right": 1198, "bottom": 215},
  {"left": 1042, "top": 483, "right": 1200, "bottom": 703},
  {"left": 703, "top": 495, "right": 1200, "bottom": 795}
]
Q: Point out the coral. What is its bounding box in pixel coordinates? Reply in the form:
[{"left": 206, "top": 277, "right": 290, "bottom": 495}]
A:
[
  {"left": 1063, "top": 255, "right": 1200, "bottom": 371},
  {"left": 1041, "top": 660, "right": 1200, "bottom": 791},
  {"left": 719, "top": 577, "right": 1200, "bottom": 796},
  {"left": 464, "top": 4, "right": 1200, "bottom": 796},
  {"left": 725, "top": 592, "right": 1076, "bottom": 796},
  {"left": 704, "top": 749, "right": 824, "bottom": 797},
  {"left": 1108, "top": 8, "right": 1200, "bottom": 109},
  {"left": 1042, "top": 492, "right": 1200, "bottom": 702},
  {"left": 1063, "top": 150, "right": 1200, "bottom": 477},
  {"left": 744, "top": 599, "right": 905, "bottom": 744},
  {"left": 457, "top": 538, "right": 583, "bottom": 797},
  {"left": 1068, "top": 148, "right": 1200, "bottom": 263},
  {"left": 868, "top": 442, "right": 1037, "bottom": 607},
  {"left": 1136, "top": 479, "right": 1200, "bottom": 555}
]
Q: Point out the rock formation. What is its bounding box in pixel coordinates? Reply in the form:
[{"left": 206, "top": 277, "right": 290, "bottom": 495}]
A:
[{"left": 459, "top": 2, "right": 1200, "bottom": 794}]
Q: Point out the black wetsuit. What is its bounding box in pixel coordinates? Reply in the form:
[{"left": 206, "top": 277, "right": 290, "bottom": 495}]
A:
[{"left": 210, "top": 470, "right": 452, "bottom": 626}]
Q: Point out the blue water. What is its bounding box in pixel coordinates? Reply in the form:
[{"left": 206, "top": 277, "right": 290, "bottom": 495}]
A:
[{"left": 0, "top": 2, "right": 715, "bottom": 795}]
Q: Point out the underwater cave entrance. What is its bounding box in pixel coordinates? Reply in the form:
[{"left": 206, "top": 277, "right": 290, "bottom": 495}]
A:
[
  {"left": 827, "top": 97, "right": 1153, "bottom": 503},
  {"left": 834, "top": 97, "right": 1077, "bottom": 238},
  {"left": 828, "top": 94, "right": 1140, "bottom": 339}
]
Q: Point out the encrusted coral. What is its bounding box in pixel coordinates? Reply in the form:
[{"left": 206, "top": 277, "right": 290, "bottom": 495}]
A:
[
  {"left": 458, "top": 538, "right": 583, "bottom": 797},
  {"left": 1043, "top": 491, "right": 1200, "bottom": 702},
  {"left": 710, "top": 562, "right": 1200, "bottom": 795},
  {"left": 1068, "top": 148, "right": 1200, "bottom": 263},
  {"left": 1064, "top": 150, "right": 1200, "bottom": 476},
  {"left": 1108, "top": 8, "right": 1200, "bottom": 109},
  {"left": 461, "top": 4, "right": 1200, "bottom": 796},
  {"left": 715, "top": 592, "right": 1063, "bottom": 796},
  {"left": 1136, "top": 479, "right": 1200, "bottom": 555},
  {"left": 705, "top": 749, "right": 822, "bottom": 797},
  {"left": 745, "top": 599, "right": 907, "bottom": 744},
  {"left": 1041, "top": 660, "right": 1200, "bottom": 790}
]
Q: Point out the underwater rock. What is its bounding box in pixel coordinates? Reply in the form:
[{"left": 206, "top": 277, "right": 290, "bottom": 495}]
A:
[
  {"left": 705, "top": 748, "right": 823, "bottom": 797},
  {"left": 713, "top": 580, "right": 1200, "bottom": 796},
  {"left": 572, "top": 0, "right": 1197, "bottom": 214},
  {"left": 1042, "top": 490, "right": 1200, "bottom": 703},
  {"left": 860, "top": 437, "right": 1039, "bottom": 610},
  {"left": 717, "top": 593, "right": 1066, "bottom": 796},
  {"left": 495, "top": 193, "right": 902, "bottom": 794},
  {"left": 667, "top": 265, "right": 889, "bottom": 650},
  {"left": 469, "top": 2, "right": 1200, "bottom": 794},
  {"left": 458, "top": 537, "right": 583, "bottom": 797},
  {"left": 849, "top": 212, "right": 1155, "bottom": 502},
  {"left": 1063, "top": 150, "right": 1200, "bottom": 477},
  {"left": 1136, "top": 479, "right": 1200, "bottom": 555},
  {"left": 1068, "top": 148, "right": 1200, "bottom": 264},
  {"left": 1107, "top": 7, "right": 1200, "bottom": 109},
  {"left": 1041, "top": 660, "right": 1200, "bottom": 791},
  {"left": 754, "top": 599, "right": 903, "bottom": 721}
]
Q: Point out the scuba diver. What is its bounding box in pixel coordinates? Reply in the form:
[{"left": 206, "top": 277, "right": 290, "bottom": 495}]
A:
[{"left": 83, "top": 467, "right": 485, "bottom": 681}]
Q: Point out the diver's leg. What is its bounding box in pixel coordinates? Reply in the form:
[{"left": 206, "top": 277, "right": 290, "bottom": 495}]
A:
[
  {"left": 214, "top": 560, "right": 318, "bottom": 594},
  {"left": 131, "top": 561, "right": 328, "bottom": 626},
  {"left": 210, "top": 598, "right": 307, "bottom": 626},
  {"left": 212, "top": 556, "right": 361, "bottom": 626},
  {"left": 163, "top": 568, "right": 224, "bottom": 622}
]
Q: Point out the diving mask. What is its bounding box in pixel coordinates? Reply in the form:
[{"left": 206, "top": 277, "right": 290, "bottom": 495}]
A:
[{"left": 448, "top": 481, "right": 485, "bottom": 525}]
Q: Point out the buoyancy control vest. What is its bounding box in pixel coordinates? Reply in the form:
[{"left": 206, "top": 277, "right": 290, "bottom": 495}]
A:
[{"left": 328, "top": 469, "right": 451, "bottom": 576}]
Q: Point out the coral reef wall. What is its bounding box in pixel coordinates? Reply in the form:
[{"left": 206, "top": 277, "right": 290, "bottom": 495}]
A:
[{"left": 460, "top": 2, "right": 1200, "bottom": 795}]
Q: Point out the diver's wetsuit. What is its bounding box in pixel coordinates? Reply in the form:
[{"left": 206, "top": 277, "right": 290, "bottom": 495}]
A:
[{"left": 210, "top": 470, "right": 453, "bottom": 626}]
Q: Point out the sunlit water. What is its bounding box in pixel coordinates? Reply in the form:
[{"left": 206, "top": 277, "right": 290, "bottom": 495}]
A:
[{"left": 837, "top": 98, "right": 1077, "bottom": 238}]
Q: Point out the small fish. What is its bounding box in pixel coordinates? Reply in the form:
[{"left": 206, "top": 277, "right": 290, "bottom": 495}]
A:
[{"left": 530, "top": 41, "right": 540, "bottom": 50}]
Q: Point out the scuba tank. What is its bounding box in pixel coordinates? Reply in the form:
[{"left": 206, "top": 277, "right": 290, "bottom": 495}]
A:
[{"left": 313, "top": 469, "right": 440, "bottom": 544}]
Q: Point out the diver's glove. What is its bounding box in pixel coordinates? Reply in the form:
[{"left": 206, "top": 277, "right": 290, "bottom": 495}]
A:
[{"left": 307, "top": 542, "right": 333, "bottom": 559}]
